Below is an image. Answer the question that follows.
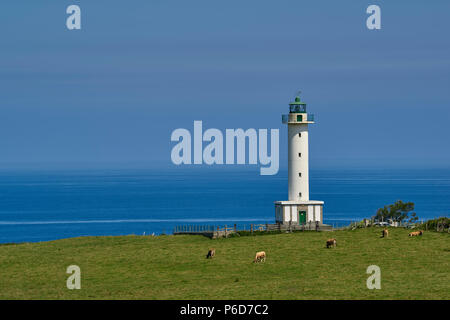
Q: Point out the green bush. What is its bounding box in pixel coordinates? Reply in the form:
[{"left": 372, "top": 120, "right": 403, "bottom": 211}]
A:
[{"left": 418, "top": 217, "right": 449, "bottom": 232}]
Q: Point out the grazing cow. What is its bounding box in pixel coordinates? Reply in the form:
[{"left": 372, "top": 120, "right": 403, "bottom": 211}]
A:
[
  {"left": 326, "top": 238, "right": 337, "bottom": 248},
  {"left": 253, "top": 251, "right": 266, "bottom": 263},
  {"left": 409, "top": 230, "right": 423, "bottom": 237},
  {"left": 381, "top": 229, "right": 389, "bottom": 238},
  {"left": 409, "top": 230, "right": 424, "bottom": 237},
  {"left": 206, "top": 248, "right": 215, "bottom": 259}
]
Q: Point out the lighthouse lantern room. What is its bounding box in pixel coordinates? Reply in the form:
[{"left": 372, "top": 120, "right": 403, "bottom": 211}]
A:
[{"left": 275, "top": 93, "right": 324, "bottom": 225}]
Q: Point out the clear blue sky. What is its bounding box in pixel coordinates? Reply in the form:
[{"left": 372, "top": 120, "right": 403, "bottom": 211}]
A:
[{"left": 1, "top": 1, "right": 449, "bottom": 169}]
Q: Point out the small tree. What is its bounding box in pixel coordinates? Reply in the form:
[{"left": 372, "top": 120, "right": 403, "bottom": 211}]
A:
[
  {"left": 375, "top": 206, "right": 389, "bottom": 222},
  {"left": 374, "top": 200, "right": 416, "bottom": 223},
  {"left": 407, "top": 212, "right": 419, "bottom": 224}
]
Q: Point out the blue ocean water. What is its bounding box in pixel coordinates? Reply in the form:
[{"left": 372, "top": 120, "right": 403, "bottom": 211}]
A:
[{"left": 0, "top": 167, "right": 449, "bottom": 243}]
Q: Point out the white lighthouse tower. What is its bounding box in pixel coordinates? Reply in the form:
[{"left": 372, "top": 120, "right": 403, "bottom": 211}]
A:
[{"left": 275, "top": 93, "right": 324, "bottom": 226}]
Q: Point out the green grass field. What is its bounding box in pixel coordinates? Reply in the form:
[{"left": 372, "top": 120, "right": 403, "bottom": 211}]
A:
[{"left": 0, "top": 227, "right": 448, "bottom": 299}]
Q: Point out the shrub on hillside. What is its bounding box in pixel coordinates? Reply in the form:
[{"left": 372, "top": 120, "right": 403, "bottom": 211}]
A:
[
  {"left": 418, "top": 217, "right": 449, "bottom": 232},
  {"left": 373, "top": 200, "right": 417, "bottom": 224}
]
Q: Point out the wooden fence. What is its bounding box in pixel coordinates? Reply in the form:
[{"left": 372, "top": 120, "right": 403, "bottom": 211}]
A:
[{"left": 173, "top": 222, "right": 332, "bottom": 238}]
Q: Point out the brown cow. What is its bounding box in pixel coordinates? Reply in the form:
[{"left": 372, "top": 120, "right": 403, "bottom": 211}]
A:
[
  {"left": 253, "top": 251, "right": 266, "bottom": 263},
  {"left": 206, "top": 248, "right": 215, "bottom": 259},
  {"left": 409, "top": 230, "right": 424, "bottom": 237},
  {"left": 326, "top": 238, "right": 337, "bottom": 248},
  {"left": 381, "top": 229, "right": 389, "bottom": 238}
]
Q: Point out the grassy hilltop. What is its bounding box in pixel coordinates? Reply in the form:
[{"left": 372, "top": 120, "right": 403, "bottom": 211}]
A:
[{"left": 0, "top": 227, "right": 448, "bottom": 299}]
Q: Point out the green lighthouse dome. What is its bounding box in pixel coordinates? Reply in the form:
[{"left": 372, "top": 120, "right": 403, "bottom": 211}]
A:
[{"left": 289, "top": 94, "right": 307, "bottom": 113}]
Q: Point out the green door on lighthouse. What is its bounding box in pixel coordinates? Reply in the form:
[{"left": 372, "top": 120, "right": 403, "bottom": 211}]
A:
[{"left": 298, "top": 211, "right": 306, "bottom": 224}]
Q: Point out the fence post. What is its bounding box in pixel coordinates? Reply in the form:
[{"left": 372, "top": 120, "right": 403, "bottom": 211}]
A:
[
  {"left": 234, "top": 224, "right": 237, "bottom": 232},
  {"left": 251, "top": 224, "right": 253, "bottom": 235}
]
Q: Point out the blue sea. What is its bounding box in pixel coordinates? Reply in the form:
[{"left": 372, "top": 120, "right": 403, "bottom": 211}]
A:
[{"left": 0, "top": 167, "right": 449, "bottom": 243}]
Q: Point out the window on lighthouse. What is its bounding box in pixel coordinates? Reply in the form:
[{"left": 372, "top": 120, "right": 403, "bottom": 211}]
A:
[
  {"left": 298, "top": 153, "right": 301, "bottom": 157},
  {"left": 298, "top": 133, "right": 301, "bottom": 137},
  {"left": 299, "top": 192, "right": 302, "bottom": 198},
  {"left": 298, "top": 173, "right": 302, "bottom": 177}
]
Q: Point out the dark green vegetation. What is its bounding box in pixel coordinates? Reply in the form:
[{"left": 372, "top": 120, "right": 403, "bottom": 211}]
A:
[
  {"left": 418, "top": 217, "right": 450, "bottom": 232},
  {"left": 374, "top": 200, "right": 417, "bottom": 223},
  {"left": 0, "top": 228, "right": 448, "bottom": 299}
]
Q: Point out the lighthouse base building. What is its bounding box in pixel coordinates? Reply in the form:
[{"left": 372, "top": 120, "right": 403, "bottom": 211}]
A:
[
  {"left": 275, "top": 93, "right": 325, "bottom": 226},
  {"left": 275, "top": 201, "right": 324, "bottom": 225}
]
